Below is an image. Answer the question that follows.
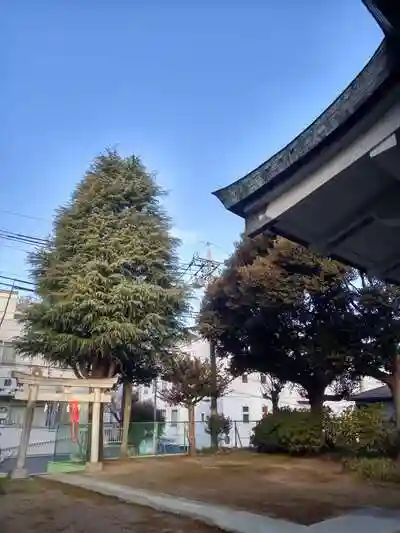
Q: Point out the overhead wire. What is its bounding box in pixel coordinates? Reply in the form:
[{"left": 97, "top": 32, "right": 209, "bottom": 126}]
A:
[
  {"left": 0, "top": 208, "right": 49, "bottom": 223},
  {"left": 0, "top": 280, "right": 15, "bottom": 329},
  {"left": 0, "top": 226, "right": 224, "bottom": 317},
  {"left": 0, "top": 229, "right": 48, "bottom": 246}
]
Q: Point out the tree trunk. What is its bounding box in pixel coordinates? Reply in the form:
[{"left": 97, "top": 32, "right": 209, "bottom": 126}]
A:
[
  {"left": 188, "top": 405, "right": 196, "bottom": 455},
  {"left": 120, "top": 381, "right": 132, "bottom": 459},
  {"left": 85, "top": 402, "right": 93, "bottom": 462},
  {"left": 387, "top": 356, "right": 400, "bottom": 462},
  {"left": 271, "top": 391, "right": 279, "bottom": 413},
  {"left": 394, "top": 354, "right": 400, "bottom": 433},
  {"left": 308, "top": 389, "right": 325, "bottom": 416}
]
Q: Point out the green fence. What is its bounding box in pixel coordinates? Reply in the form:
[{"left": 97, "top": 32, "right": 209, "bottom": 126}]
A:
[
  {"left": 49, "top": 421, "right": 189, "bottom": 472},
  {"left": 0, "top": 419, "right": 258, "bottom": 475}
]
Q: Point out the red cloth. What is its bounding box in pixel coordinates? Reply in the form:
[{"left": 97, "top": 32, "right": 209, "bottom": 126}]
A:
[{"left": 69, "top": 401, "right": 80, "bottom": 442}]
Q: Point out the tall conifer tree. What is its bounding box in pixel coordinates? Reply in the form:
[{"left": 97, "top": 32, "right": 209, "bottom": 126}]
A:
[{"left": 17, "top": 150, "right": 189, "bottom": 385}]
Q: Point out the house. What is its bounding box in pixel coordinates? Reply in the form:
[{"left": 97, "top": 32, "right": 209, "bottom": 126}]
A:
[{"left": 350, "top": 385, "right": 394, "bottom": 419}]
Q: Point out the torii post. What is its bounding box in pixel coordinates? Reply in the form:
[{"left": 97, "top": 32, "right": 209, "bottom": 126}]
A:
[{"left": 9, "top": 372, "right": 117, "bottom": 479}]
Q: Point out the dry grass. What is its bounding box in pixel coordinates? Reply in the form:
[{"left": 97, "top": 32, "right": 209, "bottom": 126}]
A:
[
  {"left": 0, "top": 478, "right": 222, "bottom": 533},
  {"left": 93, "top": 451, "right": 400, "bottom": 525}
]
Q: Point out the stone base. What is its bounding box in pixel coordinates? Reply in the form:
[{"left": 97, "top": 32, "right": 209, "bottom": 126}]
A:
[
  {"left": 85, "top": 461, "right": 103, "bottom": 473},
  {"left": 9, "top": 467, "right": 29, "bottom": 479}
]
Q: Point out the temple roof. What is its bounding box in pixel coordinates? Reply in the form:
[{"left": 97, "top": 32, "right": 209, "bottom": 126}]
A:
[{"left": 213, "top": 1, "right": 400, "bottom": 217}]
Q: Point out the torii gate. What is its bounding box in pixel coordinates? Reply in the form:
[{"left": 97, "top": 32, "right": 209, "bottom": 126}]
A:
[{"left": 10, "top": 371, "right": 117, "bottom": 478}]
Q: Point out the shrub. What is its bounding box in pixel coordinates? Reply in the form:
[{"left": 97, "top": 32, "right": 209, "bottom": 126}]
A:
[
  {"left": 343, "top": 457, "right": 400, "bottom": 483},
  {"left": 251, "top": 408, "right": 325, "bottom": 455},
  {"left": 205, "top": 414, "right": 232, "bottom": 445},
  {"left": 0, "top": 478, "right": 7, "bottom": 495},
  {"left": 330, "top": 404, "right": 398, "bottom": 457}
]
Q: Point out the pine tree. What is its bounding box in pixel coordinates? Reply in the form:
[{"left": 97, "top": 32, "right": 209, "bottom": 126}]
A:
[{"left": 17, "top": 150, "right": 189, "bottom": 389}]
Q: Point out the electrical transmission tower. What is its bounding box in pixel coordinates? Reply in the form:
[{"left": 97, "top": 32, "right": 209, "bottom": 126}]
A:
[{"left": 180, "top": 242, "right": 223, "bottom": 288}]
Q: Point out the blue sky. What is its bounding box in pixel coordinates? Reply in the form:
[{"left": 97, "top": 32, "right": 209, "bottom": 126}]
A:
[{"left": 1, "top": 0, "right": 382, "bottom": 294}]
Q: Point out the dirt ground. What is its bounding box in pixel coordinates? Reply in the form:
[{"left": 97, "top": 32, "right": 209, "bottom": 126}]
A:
[
  {"left": 93, "top": 451, "right": 400, "bottom": 525},
  {"left": 0, "top": 478, "right": 223, "bottom": 533}
]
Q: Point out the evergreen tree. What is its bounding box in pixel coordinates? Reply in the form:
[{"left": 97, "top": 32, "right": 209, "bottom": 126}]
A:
[
  {"left": 16, "top": 150, "right": 189, "bottom": 385},
  {"left": 355, "top": 279, "right": 400, "bottom": 429},
  {"left": 199, "top": 236, "right": 359, "bottom": 414}
]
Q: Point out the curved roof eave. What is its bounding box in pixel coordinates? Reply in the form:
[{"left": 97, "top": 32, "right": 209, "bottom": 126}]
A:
[{"left": 213, "top": 40, "right": 394, "bottom": 215}]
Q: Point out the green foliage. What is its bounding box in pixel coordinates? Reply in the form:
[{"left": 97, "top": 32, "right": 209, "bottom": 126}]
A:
[
  {"left": 205, "top": 413, "right": 232, "bottom": 444},
  {"left": 253, "top": 405, "right": 398, "bottom": 459},
  {"left": 354, "top": 280, "right": 400, "bottom": 393},
  {"left": 159, "top": 354, "right": 230, "bottom": 408},
  {"left": 0, "top": 477, "right": 7, "bottom": 495},
  {"left": 343, "top": 457, "right": 400, "bottom": 483},
  {"left": 15, "top": 151, "right": 189, "bottom": 381},
  {"left": 251, "top": 409, "right": 325, "bottom": 455},
  {"left": 261, "top": 375, "right": 286, "bottom": 412},
  {"left": 199, "top": 236, "right": 359, "bottom": 413},
  {"left": 159, "top": 354, "right": 231, "bottom": 454},
  {"left": 329, "top": 404, "right": 398, "bottom": 457},
  {"left": 128, "top": 400, "right": 165, "bottom": 451}
]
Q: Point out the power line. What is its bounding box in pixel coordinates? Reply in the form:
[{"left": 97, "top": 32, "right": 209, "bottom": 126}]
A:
[
  {"left": 0, "top": 281, "right": 35, "bottom": 293},
  {"left": 0, "top": 274, "right": 34, "bottom": 286},
  {"left": 0, "top": 229, "right": 48, "bottom": 246},
  {"left": 0, "top": 209, "right": 49, "bottom": 223},
  {"left": 0, "top": 281, "right": 15, "bottom": 330}
]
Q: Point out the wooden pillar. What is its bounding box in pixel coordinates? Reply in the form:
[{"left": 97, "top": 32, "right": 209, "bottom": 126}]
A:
[
  {"left": 90, "top": 387, "right": 101, "bottom": 464},
  {"left": 120, "top": 382, "right": 132, "bottom": 458},
  {"left": 10, "top": 384, "right": 39, "bottom": 479}
]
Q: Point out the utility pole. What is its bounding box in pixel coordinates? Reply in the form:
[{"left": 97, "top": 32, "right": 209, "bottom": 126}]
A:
[
  {"left": 184, "top": 242, "right": 223, "bottom": 450},
  {"left": 209, "top": 340, "right": 219, "bottom": 449},
  {"left": 152, "top": 378, "right": 158, "bottom": 454}
]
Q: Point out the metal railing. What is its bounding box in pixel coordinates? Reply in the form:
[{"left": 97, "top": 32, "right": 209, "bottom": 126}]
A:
[{"left": 0, "top": 418, "right": 260, "bottom": 473}]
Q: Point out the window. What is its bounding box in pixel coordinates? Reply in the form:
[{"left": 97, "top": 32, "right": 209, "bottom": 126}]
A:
[
  {"left": 4, "top": 379, "right": 12, "bottom": 387},
  {"left": 242, "top": 405, "right": 250, "bottom": 424},
  {"left": 159, "top": 409, "right": 167, "bottom": 421},
  {"left": 0, "top": 343, "right": 16, "bottom": 364},
  {"left": 171, "top": 409, "right": 178, "bottom": 427},
  {"left": 260, "top": 373, "right": 266, "bottom": 384},
  {"left": 241, "top": 374, "right": 248, "bottom": 384}
]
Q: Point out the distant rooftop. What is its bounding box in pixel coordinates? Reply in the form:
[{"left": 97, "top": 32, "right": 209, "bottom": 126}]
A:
[{"left": 351, "top": 385, "right": 392, "bottom": 402}]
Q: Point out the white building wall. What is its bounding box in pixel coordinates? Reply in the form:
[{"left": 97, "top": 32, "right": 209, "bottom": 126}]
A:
[
  {"left": 0, "top": 291, "right": 78, "bottom": 455},
  {"left": 0, "top": 291, "right": 21, "bottom": 341},
  {"left": 137, "top": 336, "right": 387, "bottom": 449}
]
